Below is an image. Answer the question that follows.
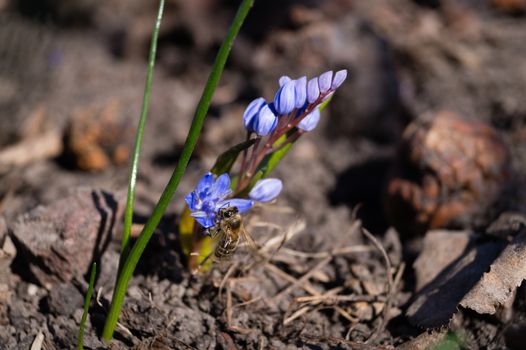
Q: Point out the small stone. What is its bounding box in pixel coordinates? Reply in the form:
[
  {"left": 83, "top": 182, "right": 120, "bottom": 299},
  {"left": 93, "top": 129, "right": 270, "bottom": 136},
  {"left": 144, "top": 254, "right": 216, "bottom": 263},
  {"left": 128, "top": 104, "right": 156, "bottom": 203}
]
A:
[
  {"left": 73, "top": 308, "right": 84, "bottom": 324},
  {"left": 2, "top": 236, "right": 16, "bottom": 257},
  {"left": 27, "top": 284, "right": 39, "bottom": 297},
  {"left": 44, "top": 283, "right": 84, "bottom": 316},
  {"left": 127, "top": 285, "right": 142, "bottom": 300}
]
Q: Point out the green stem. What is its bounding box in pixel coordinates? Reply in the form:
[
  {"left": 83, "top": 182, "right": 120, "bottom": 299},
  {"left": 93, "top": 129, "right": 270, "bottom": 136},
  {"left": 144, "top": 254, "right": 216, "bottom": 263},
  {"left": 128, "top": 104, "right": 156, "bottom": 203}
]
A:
[
  {"left": 102, "top": 0, "right": 254, "bottom": 341},
  {"left": 120, "top": 0, "right": 165, "bottom": 262},
  {"left": 78, "top": 263, "right": 96, "bottom": 350}
]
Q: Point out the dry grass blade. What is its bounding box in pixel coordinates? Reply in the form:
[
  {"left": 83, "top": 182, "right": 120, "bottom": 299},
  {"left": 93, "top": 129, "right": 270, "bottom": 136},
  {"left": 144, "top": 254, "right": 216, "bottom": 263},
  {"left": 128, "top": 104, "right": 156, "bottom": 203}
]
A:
[
  {"left": 233, "top": 296, "right": 263, "bottom": 308},
  {"left": 272, "top": 256, "right": 332, "bottom": 302},
  {"left": 283, "top": 305, "right": 312, "bottom": 325},
  {"left": 219, "top": 261, "right": 240, "bottom": 295},
  {"left": 30, "top": 331, "right": 44, "bottom": 350},
  {"left": 264, "top": 263, "right": 321, "bottom": 296},
  {"left": 360, "top": 227, "right": 395, "bottom": 343},
  {"left": 277, "top": 245, "right": 373, "bottom": 259},
  {"left": 296, "top": 294, "right": 387, "bottom": 304},
  {"left": 226, "top": 280, "right": 233, "bottom": 327}
]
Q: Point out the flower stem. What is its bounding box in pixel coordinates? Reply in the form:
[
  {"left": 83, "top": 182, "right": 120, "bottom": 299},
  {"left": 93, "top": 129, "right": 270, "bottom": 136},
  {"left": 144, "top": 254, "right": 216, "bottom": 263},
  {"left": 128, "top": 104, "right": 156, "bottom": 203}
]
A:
[
  {"left": 269, "top": 130, "right": 301, "bottom": 153},
  {"left": 102, "top": 0, "right": 255, "bottom": 341}
]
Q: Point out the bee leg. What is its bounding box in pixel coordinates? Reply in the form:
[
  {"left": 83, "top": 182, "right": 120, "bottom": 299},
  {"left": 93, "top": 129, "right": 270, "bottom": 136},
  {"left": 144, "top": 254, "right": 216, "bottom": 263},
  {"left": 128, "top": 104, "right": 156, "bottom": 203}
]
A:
[{"left": 208, "top": 226, "right": 219, "bottom": 238}]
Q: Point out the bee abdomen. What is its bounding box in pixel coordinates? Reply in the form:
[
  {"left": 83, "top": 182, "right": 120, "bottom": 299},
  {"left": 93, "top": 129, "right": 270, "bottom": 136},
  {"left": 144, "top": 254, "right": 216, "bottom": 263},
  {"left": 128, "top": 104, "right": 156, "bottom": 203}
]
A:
[{"left": 215, "top": 236, "right": 239, "bottom": 260}]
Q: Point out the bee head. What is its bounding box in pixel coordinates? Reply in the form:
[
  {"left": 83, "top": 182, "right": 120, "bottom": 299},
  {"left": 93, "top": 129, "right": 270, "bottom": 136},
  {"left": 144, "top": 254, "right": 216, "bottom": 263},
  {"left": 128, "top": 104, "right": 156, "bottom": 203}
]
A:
[{"left": 218, "top": 206, "right": 239, "bottom": 219}]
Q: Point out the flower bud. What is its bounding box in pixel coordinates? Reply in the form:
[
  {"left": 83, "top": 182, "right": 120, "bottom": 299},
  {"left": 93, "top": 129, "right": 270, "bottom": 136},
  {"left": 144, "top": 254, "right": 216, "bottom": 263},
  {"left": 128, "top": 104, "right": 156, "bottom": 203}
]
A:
[
  {"left": 249, "top": 178, "right": 283, "bottom": 202},
  {"left": 318, "top": 71, "right": 333, "bottom": 93},
  {"left": 254, "top": 103, "right": 278, "bottom": 136},
  {"left": 294, "top": 76, "right": 307, "bottom": 109},
  {"left": 243, "top": 97, "right": 266, "bottom": 132},
  {"left": 331, "top": 69, "right": 347, "bottom": 90},
  {"left": 274, "top": 80, "right": 296, "bottom": 115},
  {"left": 307, "top": 77, "right": 320, "bottom": 104},
  {"left": 279, "top": 76, "right": 292, "bottom": 87},
  {"left": 298, "top": 108, "right": 320, "bottom": 132}
]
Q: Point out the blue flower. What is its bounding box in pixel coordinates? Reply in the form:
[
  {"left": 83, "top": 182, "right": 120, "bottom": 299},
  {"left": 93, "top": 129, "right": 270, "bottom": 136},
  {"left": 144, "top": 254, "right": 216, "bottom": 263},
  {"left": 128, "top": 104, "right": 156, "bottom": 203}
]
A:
[
  {"left": 243, "top": 97, "right": 266, "bottom": 132},
  {"left": 297, "top": 108, "right": 320, "bottom": 132},
  {"left": 274, "top": 80, "right": 296, "bottom": 115},
  {"left": 253, "top": 103, "right": 278, "bottom": 136},
  {"left": 186, "top": 172, "right": 253, "bottom": 228},
  {"left": 249, "top": 178, "right": 283, "bottom": 202}
]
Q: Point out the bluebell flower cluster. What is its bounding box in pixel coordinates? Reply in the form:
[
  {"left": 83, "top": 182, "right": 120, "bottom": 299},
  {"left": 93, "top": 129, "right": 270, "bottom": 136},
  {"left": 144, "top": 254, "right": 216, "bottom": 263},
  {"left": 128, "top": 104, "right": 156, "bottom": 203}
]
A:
[
  {"left": 186, "top": 172, "right": 282, "bottom": 228},
  {"left": 187, "top": 69, "right": 346, "bottom": 230},
  {"left": 243, "top": 70, "right": 347, "bottom": 136}
]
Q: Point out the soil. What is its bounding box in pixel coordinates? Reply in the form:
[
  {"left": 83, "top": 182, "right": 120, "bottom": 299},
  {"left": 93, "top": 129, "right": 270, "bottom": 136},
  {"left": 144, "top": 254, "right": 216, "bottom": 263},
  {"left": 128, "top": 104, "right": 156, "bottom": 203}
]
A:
[{"left": 1, "top": 0, "right": 526, "bottom": 349}]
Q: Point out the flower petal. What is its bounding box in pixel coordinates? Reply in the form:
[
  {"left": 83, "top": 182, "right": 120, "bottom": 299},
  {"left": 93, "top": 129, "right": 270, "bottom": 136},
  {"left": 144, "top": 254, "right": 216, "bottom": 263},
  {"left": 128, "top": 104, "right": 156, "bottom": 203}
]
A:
[
  {"left": 185, "top": 191, "right": 199, "bottom": 211},
  {"left": 191, "top": 211, "right": 216, "bottom": 228},
  {"left": 307, "top": 77, "right": 320, "bottom": 104},
  {"left": 196, "top": 216, "right": 216, "bottom": 228},
  {"left": 196, "top": 172, "right": 214, "bottom": 197},
  {"left": 210, "top": 173, "right": 231, "bottom": 201},
  {"left": 274, "top": 80, "right": 296, "bottom": 115},
  {"left": 254, "top": 104, "right": 278, "bottom": 136},
  {"left": 249, "top": 178, "right": 283, "bottom": 202},
  {"left": 217, "top": 199, "right": 254, "bottom": 213},
  {"left": 243, "top": 97, "right": 266, "bottom": 132},
  {"left": 331, "top": 69, "right": 347, "bottom": 90},
  {"left": 318, "top": 70, "right": 333, "bottom": 93},
  {"left": 297, "top": 108, "right": 320, "bottom": 132},
  {"left": 294, "top": 76, "right": 307, "bottom": 109},
  {"left": 279, "top": 75, "right": 292, "bottom": 87}
]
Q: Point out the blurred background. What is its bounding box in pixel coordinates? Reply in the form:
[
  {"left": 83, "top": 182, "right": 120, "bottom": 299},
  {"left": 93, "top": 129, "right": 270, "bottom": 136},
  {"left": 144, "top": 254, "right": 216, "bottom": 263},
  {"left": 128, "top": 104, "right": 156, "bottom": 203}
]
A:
[{"left": 1, "top": 0, "right": 525, "bottom": 233}]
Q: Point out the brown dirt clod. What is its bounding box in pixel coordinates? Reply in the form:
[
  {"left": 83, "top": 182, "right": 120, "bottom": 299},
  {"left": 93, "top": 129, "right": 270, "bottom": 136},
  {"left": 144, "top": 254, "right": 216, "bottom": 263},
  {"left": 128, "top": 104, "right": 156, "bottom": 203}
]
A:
[
  {"left": 385, "top": 111, "right": 510, "bottom": 237},
  {"left": 9, "top": 189, "right": 123, "bottom": 286}
]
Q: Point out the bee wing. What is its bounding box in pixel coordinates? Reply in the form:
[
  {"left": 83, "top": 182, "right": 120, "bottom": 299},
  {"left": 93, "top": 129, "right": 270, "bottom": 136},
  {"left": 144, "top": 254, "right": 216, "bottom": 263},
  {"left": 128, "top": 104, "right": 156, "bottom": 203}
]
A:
[{"left": 240, "top": 223, "right": 260, "bottom": 253}]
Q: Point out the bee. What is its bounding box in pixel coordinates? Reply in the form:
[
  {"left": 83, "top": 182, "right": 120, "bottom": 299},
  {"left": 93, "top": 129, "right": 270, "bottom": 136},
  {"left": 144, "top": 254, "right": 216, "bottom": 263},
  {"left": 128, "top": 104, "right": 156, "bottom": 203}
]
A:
[{"left": 208, "top": 206, "right": 257, "bottom": 261}]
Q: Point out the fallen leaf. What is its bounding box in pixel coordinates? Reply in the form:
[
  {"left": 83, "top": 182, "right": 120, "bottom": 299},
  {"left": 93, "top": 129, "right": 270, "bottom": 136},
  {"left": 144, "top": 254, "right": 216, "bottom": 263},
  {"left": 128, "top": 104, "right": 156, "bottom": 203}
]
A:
[{"left": 459, "top": 230, "right": 526, "bottom": 314}]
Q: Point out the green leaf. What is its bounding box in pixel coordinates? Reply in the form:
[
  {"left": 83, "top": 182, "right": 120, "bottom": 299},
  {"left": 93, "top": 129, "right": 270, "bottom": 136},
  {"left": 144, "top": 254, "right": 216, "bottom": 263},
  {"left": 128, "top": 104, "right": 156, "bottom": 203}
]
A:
[
  {"left": 211, "top": 138, "right": 256, "bottom": 175},
  {"left": 120, "top": 0, "right": 165, "bottom": 263},
  {"left": 431, "top": 331, "right": 465, "bottom": 350},
  {"left": 261, "top": 133, "right": 294, "bottom": 178},
  {"left": 317, "top": 94, "right": 333, "bottom": 112},
  {"left": 78, "top": 263, "right": 96, "bottom": 350}
]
